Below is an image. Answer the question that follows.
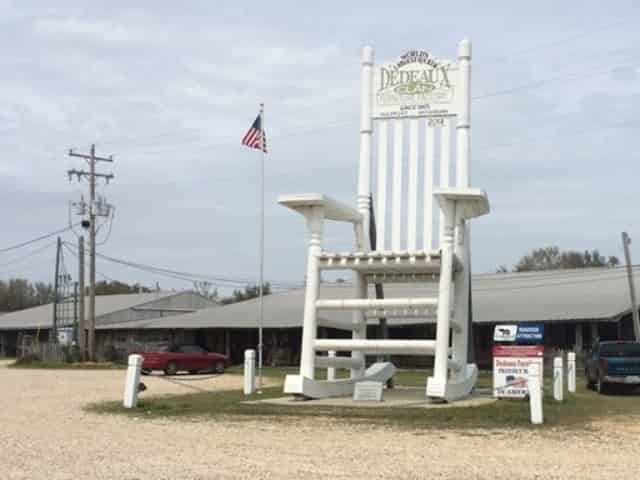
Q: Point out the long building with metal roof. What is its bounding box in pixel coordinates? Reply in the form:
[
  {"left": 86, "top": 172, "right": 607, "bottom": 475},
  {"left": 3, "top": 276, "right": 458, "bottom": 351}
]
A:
[
  {"left": 0, "top": 291, "right": 215, "bottom": 356},
  {"left": 1, "top": 268, "right": 638, "bottom": 365},
  {"left": 97, "top": 267, "right": 640, "bottom": 329}
]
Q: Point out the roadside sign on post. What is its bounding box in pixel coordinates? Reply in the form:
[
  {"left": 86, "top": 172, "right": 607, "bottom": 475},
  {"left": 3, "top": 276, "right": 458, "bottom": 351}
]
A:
[
  {"left": 493, "top": 325, "right": 517, "bottom": 343},
  {"left": 516, "top": 324, "right": 544, "bottom": 343},
  {"left": 493, "top": 323, "right": 545, "bottom": 398},
  {"left": 493, "top": 345, "right": 544, "bottom": 398}
]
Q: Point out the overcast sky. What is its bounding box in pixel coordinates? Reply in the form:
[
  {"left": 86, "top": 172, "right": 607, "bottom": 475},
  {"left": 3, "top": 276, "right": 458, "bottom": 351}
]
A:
[{"left": 1, "top": 1, "right": 639, "bottom": 293}]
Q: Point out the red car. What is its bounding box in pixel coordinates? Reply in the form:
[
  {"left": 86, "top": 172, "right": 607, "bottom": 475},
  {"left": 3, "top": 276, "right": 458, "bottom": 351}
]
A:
[{"left": 140, "top": 345, "right": 230, "bottom": 375}]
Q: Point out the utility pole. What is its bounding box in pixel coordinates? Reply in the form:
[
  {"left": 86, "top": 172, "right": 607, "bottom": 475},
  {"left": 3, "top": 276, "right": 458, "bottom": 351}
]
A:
[
  {"left": 52, "top": 237, "right": 62, "bottom": 344},
  {"left": 68, "top": 145, "right": 114, "bottom": 361},
  {"left": 622, "top": 232, "right": 640, "bottom": 341},
  {"left": 78, "top": 235, "right": 85, "bottom": 360},
  {"left": 73, "top": 281, "right": 78, "bottom": 344}
]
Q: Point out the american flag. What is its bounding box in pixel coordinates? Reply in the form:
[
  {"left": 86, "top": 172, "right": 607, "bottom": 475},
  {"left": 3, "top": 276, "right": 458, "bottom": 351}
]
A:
[{"left": 241, "top": 113, "right": 267, "bottom": 153}]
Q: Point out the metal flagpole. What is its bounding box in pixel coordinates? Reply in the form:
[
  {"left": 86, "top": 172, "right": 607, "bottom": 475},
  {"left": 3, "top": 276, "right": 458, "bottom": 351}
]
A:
[{"left": 258, "top": 102, "right": 265, "bottom": 393}]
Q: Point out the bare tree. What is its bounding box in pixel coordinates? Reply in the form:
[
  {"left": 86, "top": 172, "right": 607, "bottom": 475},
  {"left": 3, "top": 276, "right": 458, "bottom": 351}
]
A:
[
  {"left": 193, "top": 281, "right": 219, "bottom": 302},
  {"left": 510, "top": 246, "right": 620, "bottom": 272}
]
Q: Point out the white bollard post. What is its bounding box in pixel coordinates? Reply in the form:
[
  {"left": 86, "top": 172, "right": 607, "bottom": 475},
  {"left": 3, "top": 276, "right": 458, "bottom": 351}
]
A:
[
  {"left": 553, "top": 356, "right": 564, "bottom": 401},
  {"left": 327, "top": 350, "right": 336, "bottom": 381},
  {"left": 123, "top": 354, "right": 143, "bottom": 409},
  {"left": 244, "top": 349, "right": 256, "bottom": 395},
  {"left": 528, "top": 362, "right": 543, "bottom": 424},
  {"left": 567, "top": 352, "right": 576, "bottom": 393}
]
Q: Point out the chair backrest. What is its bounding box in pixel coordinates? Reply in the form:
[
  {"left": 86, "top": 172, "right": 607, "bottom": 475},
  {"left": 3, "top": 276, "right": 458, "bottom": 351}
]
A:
[{"left": 357, "top": 42, "right": 472, "bottom": 253}]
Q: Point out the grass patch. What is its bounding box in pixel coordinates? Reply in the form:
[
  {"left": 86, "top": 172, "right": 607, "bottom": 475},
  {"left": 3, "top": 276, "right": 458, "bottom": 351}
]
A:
[
  {"left": 227, "top": 365, "right": 298, "bottom": 380},
  {"left": 86, "top": 368, "right": 640, "bottom": 430},
  {"left": 9, "top": 358, "right": 124, "bottom": 370}
]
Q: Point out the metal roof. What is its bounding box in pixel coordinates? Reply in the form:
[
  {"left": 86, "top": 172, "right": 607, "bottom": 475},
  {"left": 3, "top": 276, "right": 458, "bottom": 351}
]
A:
[
  {"left": 0, "top": 292, "right": 191, "bottom": 330},
  {"left": 97, "top": 267, "right": 640, "bottom": 330}
]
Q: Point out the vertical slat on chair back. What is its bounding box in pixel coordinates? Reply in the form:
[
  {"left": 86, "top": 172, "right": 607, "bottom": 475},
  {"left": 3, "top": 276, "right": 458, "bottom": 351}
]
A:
[
  {"left": 376, "top": 121, "right": 388, "bottom": 250},
  {"left": 407, "top": 119, "right": 419, "bottom": 251},
  {"left": 423, "top": 124, "right": 435, "bottom": 251},
  {"left": 391, "top": 120, "right": 403, "bottom": 251},
  {"left": 373, "top": 116, "right": 456, "bottom": 252}
]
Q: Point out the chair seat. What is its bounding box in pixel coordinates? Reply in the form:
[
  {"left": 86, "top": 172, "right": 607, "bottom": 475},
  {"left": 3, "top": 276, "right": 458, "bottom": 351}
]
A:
[{"left": 317, "top": 250, "right": 458, "bottom": 275}]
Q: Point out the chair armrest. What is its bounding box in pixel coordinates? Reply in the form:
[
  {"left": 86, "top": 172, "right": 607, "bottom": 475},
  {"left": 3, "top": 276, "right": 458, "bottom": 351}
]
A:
[
  {"left": 278, "top": 193, "right": 363, "bottom": 224},
  {"left": 433, "top": 187, "right": 490, "bottom": 220}
]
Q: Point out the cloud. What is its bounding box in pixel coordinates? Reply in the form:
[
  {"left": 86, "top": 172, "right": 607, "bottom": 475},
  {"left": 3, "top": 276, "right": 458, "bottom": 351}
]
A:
[
  {"left": 32, "top": 14, "right": 169, "bottom": 47},
  {"left": 1, "top": 2, "right": 639, "bottom": 286}
]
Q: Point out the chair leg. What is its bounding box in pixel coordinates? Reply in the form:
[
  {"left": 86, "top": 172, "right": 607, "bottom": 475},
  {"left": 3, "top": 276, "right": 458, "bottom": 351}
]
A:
[
  {"left": 350, "top": 272, "right": 367, "bottom": 379},
  {"left": 427, "top": 201, "right": 455, "bottom": 398},
  {"left": 451, "top": 223, "right": 469, "bottom": 382},
  {"left": 300, "top": 256, "right": 320, "bottom": 380},
  {"left": 299, "top": 207, "right": 323, "bottom": 379}
]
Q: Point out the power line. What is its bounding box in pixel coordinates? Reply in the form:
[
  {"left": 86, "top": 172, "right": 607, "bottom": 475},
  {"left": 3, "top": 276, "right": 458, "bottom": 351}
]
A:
[
  {"left": 473, "top": 271, "right": 636, "bottom": 292},
  {"left": 475, "top": 269, "right": 636, "bottom": 287},
  {"left": 95, "top": 27, "right": 637, "bottom": 154},
  {"left": 93, "top": 55, "right": 638, "bottom": 160},
  {"left": 0, "top": 262, "right": 52, "bottom": 277},
  {"left": 491, "top": 18, "right": 629, "bottom": 61},
  {"left": 474, "top": 264, "right": 639, "bottom": 281},
  {"left": 0, "top": 241, "right": 57, "bottom": 268},
  {"left": 62, "top": 242, "right": 301, "bottom": 289},
  {"left": 63, "top": 242, "right": 639, "bottom": 293},
  {"left": 0, "top": 225, "right": 75, "bottom": 254},
  {"left": 62, "top": 242, "right": 138, "bottom": 285},
  {"left": 473, "top": 57, "right": 638, "bottom": 101},
  {"left": 63, "top": 242, "right": 201, "bottom": 285},
  {"left": 10, "top": 17, "right": 627, "bottom": 163},
  {"left": 61, "top": 243, "right": 99, "bottom": 279},
  {"left": 94, "top": 250, "right": 303, "bottom": 289},
  {"left": 478, "top": 119, "right": 638, "bottom": 154},
  {"left": 320, "top": 267, "right": 638, "bottom": 294},
  {"left": 68, "top": 41, "right": 638, "bottom": 160}
]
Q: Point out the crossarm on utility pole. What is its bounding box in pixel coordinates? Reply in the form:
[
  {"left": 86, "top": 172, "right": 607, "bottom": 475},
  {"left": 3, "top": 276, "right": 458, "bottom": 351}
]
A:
[
  {"left": 69, "top": 149, "right": 114, "bottom": 162},
  {"left": 67, "top": 169, "right": 114, "bottom": 182}
]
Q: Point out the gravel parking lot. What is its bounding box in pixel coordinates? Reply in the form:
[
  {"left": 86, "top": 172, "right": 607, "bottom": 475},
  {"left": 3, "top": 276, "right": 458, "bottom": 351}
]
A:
[{"left": 1, "top": 359, "right": 639, "bottom": 480}]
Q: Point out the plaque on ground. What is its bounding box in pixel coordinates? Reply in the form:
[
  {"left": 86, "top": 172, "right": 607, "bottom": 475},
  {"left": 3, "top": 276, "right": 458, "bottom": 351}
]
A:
[{"left": 353, "top": 381, "right": 384, "bottom": 402}]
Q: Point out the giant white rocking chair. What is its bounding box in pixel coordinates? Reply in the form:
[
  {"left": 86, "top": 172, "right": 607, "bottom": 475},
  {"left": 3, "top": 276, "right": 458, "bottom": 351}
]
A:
[{"left": 280, "top": 40, "right": 490, "bottom": 401}]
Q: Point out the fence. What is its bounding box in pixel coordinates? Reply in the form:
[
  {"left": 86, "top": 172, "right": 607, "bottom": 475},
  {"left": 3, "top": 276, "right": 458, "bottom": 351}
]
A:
[{"left": 18, "top": 338, "right": 66, "bottom": 362}]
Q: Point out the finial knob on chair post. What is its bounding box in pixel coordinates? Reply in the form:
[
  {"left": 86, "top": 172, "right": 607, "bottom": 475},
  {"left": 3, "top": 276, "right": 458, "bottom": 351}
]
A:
[
  {"left": 458, "top": 39, "right": 471, "bottom": 59},
  {"left": 362, "top": 45, "right": 374, "bottom": 65}
]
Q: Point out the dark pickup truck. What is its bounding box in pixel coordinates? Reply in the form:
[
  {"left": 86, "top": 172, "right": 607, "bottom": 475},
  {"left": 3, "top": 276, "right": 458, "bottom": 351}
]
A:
[{"left": 586, "top": 341, "right": 640, "bottom": 394}]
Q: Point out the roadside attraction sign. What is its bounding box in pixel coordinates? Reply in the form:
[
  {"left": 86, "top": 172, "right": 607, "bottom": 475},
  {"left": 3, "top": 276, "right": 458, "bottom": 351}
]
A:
[
  {"left": 493, "top": 345, "right": 544, "bottom": 398},
  {"left": 372, "top": 50, "right": 459, "bottom": 119},
  {"left": 492, "top": 323, "right": 545, "bottom": 398}
]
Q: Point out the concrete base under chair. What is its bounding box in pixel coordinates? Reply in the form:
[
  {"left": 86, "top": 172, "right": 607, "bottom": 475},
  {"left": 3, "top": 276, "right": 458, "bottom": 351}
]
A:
[{"left": 248, "top": 386, "right": 495, "bottom": 409}]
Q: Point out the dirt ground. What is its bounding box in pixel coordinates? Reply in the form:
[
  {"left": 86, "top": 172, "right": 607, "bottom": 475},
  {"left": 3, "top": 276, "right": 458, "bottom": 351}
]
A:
[{"left": 1, "top": 360, "right": 639, "bottom": 480}]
